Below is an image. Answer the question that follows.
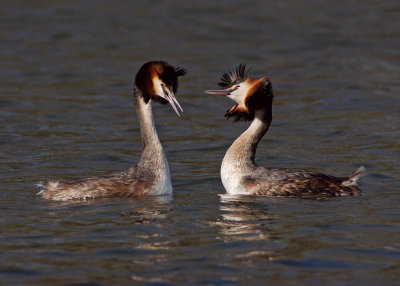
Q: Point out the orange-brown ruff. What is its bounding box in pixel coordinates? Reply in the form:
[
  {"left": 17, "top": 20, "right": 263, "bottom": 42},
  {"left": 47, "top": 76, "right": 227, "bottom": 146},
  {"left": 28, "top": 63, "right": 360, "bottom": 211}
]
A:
[
  {"left": 38, "top": 61, "right": 186, "bottom": 201},
  {"left": 205, "top": 63, "right": 365, "bottom": 197}
]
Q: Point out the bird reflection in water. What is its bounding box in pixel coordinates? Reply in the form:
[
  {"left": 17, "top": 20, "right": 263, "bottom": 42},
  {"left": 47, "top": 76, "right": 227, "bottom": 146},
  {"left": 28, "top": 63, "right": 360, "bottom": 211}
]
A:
[
  {"left": 217, "top": 194, "right": 278, "bottom": 242},
  {"left": 216, "top": 194, "right": 287, "bottom": 262}
]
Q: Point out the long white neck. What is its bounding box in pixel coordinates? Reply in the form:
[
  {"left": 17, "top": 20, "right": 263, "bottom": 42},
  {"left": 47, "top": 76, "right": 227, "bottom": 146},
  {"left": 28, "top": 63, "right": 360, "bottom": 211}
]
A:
[
  {"left": 221, "top": 108, "right": 271, "bottom": 194},
  {"left": 133, "top": 87, "right": 171, "bottom": 193},
  {"left": 134, "top": 88, "right": 162, "bottom": 155},
  {"left": 224, "top": 109, "right": 271, "bottom": 168}
]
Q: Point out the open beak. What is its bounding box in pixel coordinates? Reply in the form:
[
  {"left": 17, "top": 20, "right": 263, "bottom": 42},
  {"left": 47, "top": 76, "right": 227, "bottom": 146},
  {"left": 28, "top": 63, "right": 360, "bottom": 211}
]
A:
[
  {"left": 204, "top": 86, "right": 237, "bottom": 96},
  {"left": 162, "top": 85, "right": 183, "bottom": 116}
]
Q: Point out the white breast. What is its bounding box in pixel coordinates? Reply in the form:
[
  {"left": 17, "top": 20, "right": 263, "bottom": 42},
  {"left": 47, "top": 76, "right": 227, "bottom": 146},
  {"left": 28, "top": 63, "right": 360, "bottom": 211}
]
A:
[
  {"left": 220, "top": 156, "right": 248, "bottom": 195},
  {"left": 153, "top": 151, "right": 173, "bottom": 195}
]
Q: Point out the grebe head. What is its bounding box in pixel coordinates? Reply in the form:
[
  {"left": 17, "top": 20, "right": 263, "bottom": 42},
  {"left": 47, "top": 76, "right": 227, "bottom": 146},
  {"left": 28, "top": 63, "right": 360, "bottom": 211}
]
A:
[
  {"left": 135, "top": 61, "right": 187, "bottom": 116},
  {"left": 205, "top": 63, "right": 273, "bottom": 121}
]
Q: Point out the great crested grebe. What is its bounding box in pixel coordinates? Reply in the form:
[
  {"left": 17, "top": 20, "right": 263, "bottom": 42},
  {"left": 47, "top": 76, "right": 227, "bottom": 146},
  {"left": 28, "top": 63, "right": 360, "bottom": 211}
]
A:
[
  {"left": 38, "top": 61, "right": 186, "bottom": 201},
  {"left": 205, "top": 63, "right": 365, "bottom": 197}
]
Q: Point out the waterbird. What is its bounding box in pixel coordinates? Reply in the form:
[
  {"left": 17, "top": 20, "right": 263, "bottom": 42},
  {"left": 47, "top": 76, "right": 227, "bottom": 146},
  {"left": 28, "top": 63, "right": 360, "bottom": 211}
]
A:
[
  {"left": 205, "top": 63, "right": 365, "bottom": 197},
  {"left": 38, "top": 61, "right": 186, "bottom": 201}
]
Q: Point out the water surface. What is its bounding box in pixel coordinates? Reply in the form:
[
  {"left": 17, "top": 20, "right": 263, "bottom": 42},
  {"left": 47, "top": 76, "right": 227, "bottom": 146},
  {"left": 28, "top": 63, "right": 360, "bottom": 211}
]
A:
[{"left": 1, "top": 1, "right": 399, "bottom": 285}]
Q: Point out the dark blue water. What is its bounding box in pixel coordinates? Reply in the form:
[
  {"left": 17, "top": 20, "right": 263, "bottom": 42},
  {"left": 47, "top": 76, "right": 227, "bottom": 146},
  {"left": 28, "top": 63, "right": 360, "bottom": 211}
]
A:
[{"left": 1, "top": 1, "right": 399, "bottom": 285}]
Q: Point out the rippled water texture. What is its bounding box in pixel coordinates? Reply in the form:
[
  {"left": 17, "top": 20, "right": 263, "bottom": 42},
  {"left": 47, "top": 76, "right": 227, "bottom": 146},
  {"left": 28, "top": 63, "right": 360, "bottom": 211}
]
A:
[{"left": 1, "top": 1, "right": 399, "bottom": 285}]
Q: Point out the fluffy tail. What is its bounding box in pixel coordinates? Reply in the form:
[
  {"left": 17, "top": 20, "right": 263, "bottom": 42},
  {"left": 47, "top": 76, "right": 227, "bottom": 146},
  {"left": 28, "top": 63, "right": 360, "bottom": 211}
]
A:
[
  {"left": 36, "top": 181, "right": 62, "bottom": 198},
  {"left": 36, "top": 181, "right": 45, "bottom": 195},
  {"left": 341, "top": 166, "right": 366, "bottom": 187}
]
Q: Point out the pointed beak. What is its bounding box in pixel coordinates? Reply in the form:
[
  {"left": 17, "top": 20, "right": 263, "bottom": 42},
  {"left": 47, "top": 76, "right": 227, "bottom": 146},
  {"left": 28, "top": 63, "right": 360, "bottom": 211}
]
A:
[
  {"left": 204, "top": 86, "right": 237, "bottom": 96},
  {"left": 162, "top": 85, "right": 183, "bottom": 116}
]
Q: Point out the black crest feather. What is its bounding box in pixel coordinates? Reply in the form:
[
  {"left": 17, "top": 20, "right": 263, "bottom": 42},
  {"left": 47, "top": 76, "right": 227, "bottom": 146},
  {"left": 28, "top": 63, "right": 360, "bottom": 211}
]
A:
[
  {"left": 158, "top": 64, "right": 187, "bottom": 94},
  {"left": 218, "top": 63, "right": 250, "bottom": 88},
  {"left": 224, "top": 105, "right": 255, "bottom": 122},
  {"left": 174, "top": 67, "right": 187, "bottom": 77}
]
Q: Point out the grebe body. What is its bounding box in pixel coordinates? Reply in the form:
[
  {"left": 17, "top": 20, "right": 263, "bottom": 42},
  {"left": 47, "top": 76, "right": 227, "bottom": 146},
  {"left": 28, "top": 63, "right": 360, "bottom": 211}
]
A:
[
  {"left": 38, "top": 61, "right": 186, "bottom": 201},
  {"left": 206, "top": 63, "right": 365, "bottom": 197}
]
